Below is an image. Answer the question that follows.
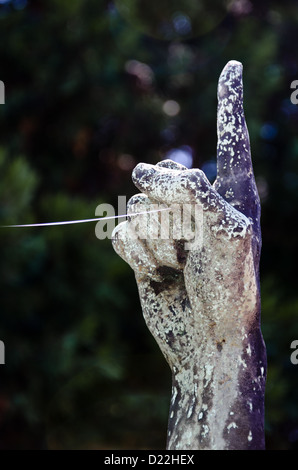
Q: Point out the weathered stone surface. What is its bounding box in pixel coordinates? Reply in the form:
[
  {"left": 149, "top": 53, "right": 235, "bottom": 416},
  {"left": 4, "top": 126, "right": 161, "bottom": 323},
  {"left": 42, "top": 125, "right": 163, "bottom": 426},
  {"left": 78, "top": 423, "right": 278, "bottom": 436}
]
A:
[{"left": 112, "top": 61, "right": 266, "bottom": 450}]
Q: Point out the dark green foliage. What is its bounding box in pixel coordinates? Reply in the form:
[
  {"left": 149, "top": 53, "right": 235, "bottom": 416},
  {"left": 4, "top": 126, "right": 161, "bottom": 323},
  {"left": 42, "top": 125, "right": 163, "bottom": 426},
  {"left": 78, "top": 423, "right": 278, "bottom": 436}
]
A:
[{"left": 0, "top": 0, "right": 298, "bottom": 449}]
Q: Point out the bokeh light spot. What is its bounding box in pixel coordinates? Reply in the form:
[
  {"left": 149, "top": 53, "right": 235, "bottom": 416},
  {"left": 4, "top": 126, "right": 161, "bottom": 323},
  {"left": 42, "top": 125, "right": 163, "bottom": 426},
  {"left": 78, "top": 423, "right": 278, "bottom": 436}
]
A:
[
  {"left": 115, "top": 0, "right": 229, "bottom": 40},
  {"left": 172, "top": 12, "right": 192, "bottom": 36},
  {"left": 260, "top": 122, "right": 278, "bottom": 141},
  {"left": 162, "top": 100, "right": 180, "bottom": 117},
  {"left": 164, "top": 145, "right": 193, "bottom": 168}
]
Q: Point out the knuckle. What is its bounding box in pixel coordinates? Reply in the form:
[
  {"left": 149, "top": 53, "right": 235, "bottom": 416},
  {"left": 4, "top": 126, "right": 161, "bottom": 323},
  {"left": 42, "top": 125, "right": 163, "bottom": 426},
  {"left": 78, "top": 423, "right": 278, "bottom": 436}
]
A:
[
  {"left": 156, "top": 159, "right": 187, "bottom": 171},
  {"left": 183, "top": 169, "right": 210, "bottom": 197},
  {"left": 127, "top": 193, "right": 150, "bottom": 212}
]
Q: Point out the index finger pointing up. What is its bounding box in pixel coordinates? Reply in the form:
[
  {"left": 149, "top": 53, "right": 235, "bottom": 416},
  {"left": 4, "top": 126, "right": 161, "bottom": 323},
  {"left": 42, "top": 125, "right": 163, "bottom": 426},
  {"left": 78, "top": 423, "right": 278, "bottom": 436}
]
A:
[{"left": 214, "top": 60, "right": 261, "bottom": 241}]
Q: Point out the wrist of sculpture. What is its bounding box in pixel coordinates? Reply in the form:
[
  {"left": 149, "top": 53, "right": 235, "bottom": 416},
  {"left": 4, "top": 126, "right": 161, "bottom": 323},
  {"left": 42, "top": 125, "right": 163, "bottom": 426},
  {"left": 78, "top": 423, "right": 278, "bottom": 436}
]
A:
[{"left": 167, "top": 323, "right": 266, "bottom": 450}]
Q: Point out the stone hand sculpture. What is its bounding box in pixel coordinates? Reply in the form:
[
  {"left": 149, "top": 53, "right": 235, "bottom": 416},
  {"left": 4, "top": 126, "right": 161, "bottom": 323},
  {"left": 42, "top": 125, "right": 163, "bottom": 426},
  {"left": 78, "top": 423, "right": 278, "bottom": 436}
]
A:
[{"left": 112, "top": 61, "right": 267, "bottom": 450}]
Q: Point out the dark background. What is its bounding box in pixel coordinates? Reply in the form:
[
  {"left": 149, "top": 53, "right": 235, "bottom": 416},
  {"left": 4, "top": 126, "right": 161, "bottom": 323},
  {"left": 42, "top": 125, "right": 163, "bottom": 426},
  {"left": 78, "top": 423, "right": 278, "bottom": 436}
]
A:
[{"left": 0, "top": 0, "right": 298, "bottom": 450}]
